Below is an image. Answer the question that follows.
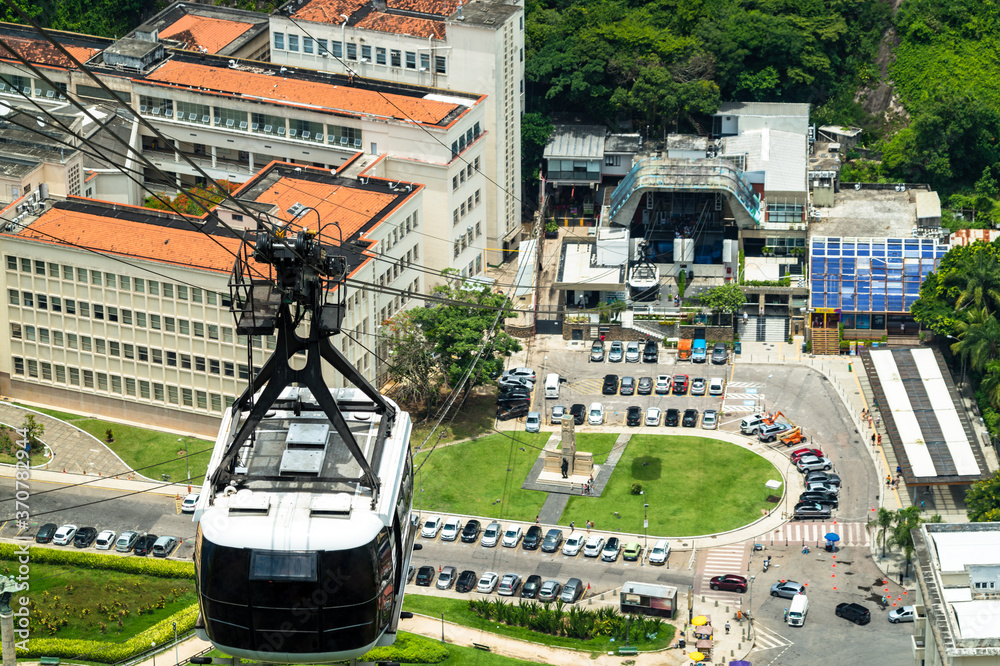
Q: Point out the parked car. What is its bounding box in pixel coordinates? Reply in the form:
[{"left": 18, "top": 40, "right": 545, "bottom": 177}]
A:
[
  {"left": 622, "top": 542, "right": 642, "bottom": 561},
  {"left": 501, "top": 526, "right": 523, "bottom": 548},
  {"left": 502, "top": 367, "right": 537, "bottom": 383},
  {"left": 35, "top": 523, "right": 58, "bottom": 544},
  {"left": 648, "top": 539, "right": 671, "bottom": 565},
  {"left": 415, "top": 565, "right": 436, "bottom": 586},
  {"left": 805, "top": 471, "right": 842, "bottom": 487},
  {"left": 73, "top": 527, "right": 98, "bottom": 548},
  {"left": 583, "top": 535, "right": 605, "bottom": 557},
  {"left": 570, "top": 404, "right": 586, "bottom": 425},
  {"left": 796, "top": 455, "right": 833, "bottom": 472},
  {"left": 888, "top": 605, "right": 916, "bottom": 623},
  {"left": 461, "top": 519, "right": 482, "bottom": 543},
  {"left": 537, "top": 580, "right": 562, "bottom": 603},
  {"left": 665, "top": 408, "right": 680, "bottom": 427},
  {"left": 682, "top": 409, "right": 700, "bottom": 427},
  {"left": 805, "top": 481, "right": 840, "bottom": 495},
  {"left": 589, "top": 403, "right": 604, "bottom": 425},
  {"left": 498, "top": 573, "right": 522, "bottom": 596},
  {"left": 708, "top": 377, "right": 725, "bottom": 396},
  {"left": 496, "top": 403, "right": 530, "bottom": 421},
  {"left": 711, "top": 342, "right": 728, "bottom": 364},
  {"left": 602, "top": 374, "right": 619, "bottom": 395},
  {"left": 626, "top": 405, "right": 642, "bottom": 426},
  {"left": 95, "top": 530, "right": 117, "bottom": 550},
  {"left": 181, "top": 493, "right": 200, "bottom": 514},
  {"left": 498, "top": 385, "right": 531, "bottom": 400},
  {"left": 407, "top": 566, "right": 416, "bottom": 583},
  {"left": 456, "top": 570, "right": 478, "bottom": 593},
  {"left": 643, "top": 339, "right": 658, "bottom": 363},
  {"left": 498, "top": 376, "right": 533, "bottom": 392},
  {"left": 645, "top": 407, "right": 662, "bottom": 426},
  {"left": 770, "top": 581, "right": 806, "bottom": 599},
  {"left": 421, "top": 515, "right": 443, "bottom": 538},
  {"left": 702, "top": 409, "right": 718, "bottom": 429},
  {"left": 608, "top": 341, "right": 624, "bottom": 362},
  {"left": 550, "top": 404, "right": 567, "bottom": 425},
  {"left": 522, "top": 525, "right": 543, "bottom": 550},
  {"left": 710, "top": 574, "right": 748, "bottom": 592},
  {"left": 114, "top": 531, "right": 138, "bottom": 552},
  {"left": 757, "top": 423, "right": 792, "bottom": 442},
  {"left": 541, "top": 529, "right": 564, "bottom": 553},
  {"left": 800, "top": 491, "right": 839, "bottom": 508},
  {"left": 525, "top": 411, "right": 541, "bottom": 432},
  {"left": 436, "top": 566, "right": 457, "bottom": 590},
  {"left": 561, "top": 578, "right": 585, "bottom": 603},
  {"left": 520, "top": 574, "right": 542, "bottom": 598},
  {"left": 440, "top": 517, "right": 463, "bottom": 541},
  {"left": 52, "top": 524, "right": 78, "bottom": 546},
  {"left": 481, "top": 521, "right": 502, "bottom": 547},
  {"left": 836, "top": 602, "right": 871, "bottom": 625},
  {"left": 562, "top": 534, "right": 585, "bottom": 556},
  {"left": 601, "top": 537, "right": 622, "bottom": 562},
  {"left": 672, "top": 374, "right": 689, "bottom": 394},
  {"left": 620, "top": 376, "right": 636, "bottom": 396},
  {"left": 133, "top": 534, "right": 157, "bottom": 556},
  {"left": 590, "top": 340, "right": 605, "bottom": 362},
  {"left": 637, "top": 376, "right": 653, "bottom": 395},
  {"left": 655, "top": 375, "right": 672, "bottom": 394},
  {"left": 791, "top": 447, "right": 824, "bottom": 464},
  {"left": 477, "top": 572, "right": 499, "bottom": 594},
  {"left": 793, "top": 502, "right": 833, "bottom": 519},
  {"left": 691, "top": 377, "right": 707, "bottom": 395},
  {"left": 152, "top": 536, "right": 178, "bottom": 557},
  {"left": 625, "top": 341, "right": 641, "bottom": 362}
]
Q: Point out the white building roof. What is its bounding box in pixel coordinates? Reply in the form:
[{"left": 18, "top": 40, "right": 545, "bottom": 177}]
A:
[
  {"left": 544, "top": 125, "right": 606, "bottom": 160},
  {"left": 931, "top": 530, "right": 1000, "bottom": 572},
  {"left": 717, "top": 101, "right": 812, "bottom": 118},
  {"left": 555, "top": 241, "right": 625, "bottom": 291},
  {"left": 952, "top": 601, "right": 1000, "bottom": 639},
  {"left": 722, "top": 128, "right": 806, "bottom": 194}
]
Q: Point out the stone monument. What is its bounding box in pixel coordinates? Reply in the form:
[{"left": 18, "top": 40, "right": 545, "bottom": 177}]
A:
[{"left": 541, "top": 417, "right": 594, "bottom": 486}]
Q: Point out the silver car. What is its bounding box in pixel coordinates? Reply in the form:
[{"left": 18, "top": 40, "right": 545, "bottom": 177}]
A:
[
  {"left": 625, "top": 341, "right": 641, "bottom": 362},
  {"left": 436, "top": 566, "right": 457, "bottom": 590},
  {"left": 701, "top": 409, "right": 718, "bottom": 429},
  {"left": 770, "top": 580, "right": 806, "bottom": 599},
  {"left": 608, "top": 341, "right": 624, "bottom": 362},
  {"left": 481, "top": 521, "right": 502, "bottom": 547},
  {"left": 691, "top": 377, "right": 707, "bottom": 395},
  {"left": 550, "top": 404, "right": 566, "bottom": 425}
]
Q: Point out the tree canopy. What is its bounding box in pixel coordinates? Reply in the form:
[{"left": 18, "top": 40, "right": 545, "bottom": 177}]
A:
[{"left": 966, "top": 470, "right": 1000, "bottom": 522}]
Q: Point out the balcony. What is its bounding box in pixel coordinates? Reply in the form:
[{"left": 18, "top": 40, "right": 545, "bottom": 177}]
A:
[{"left": 911, "top": 634, "right": 925, "bottom": 662}]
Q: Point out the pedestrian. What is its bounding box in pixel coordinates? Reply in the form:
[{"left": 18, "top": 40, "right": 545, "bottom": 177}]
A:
[
  {"left": 872, "top": 433, "right": 876, "bottom": 447},
  {"left": 886, "top": 474, "right": 891, "bottom": 486},
  {"left": 901, "top": 322, "right": 905, "bottom": 334},
  {"left": 570, "top": 520, "right": 575, "bottom": 534},
  {"left": 896, "top": 465, "right": 902, "bottom": 475},
  {"left": 783, "top": 608, "right": 788, "bottom": 622},
  {"left": 920, "top": 500, "right": 926, "bottom": 510},
  {"left": 535, "top": 515, "right": 540, "bottom": 525},
  {"left": 586, "top": 520, "right": 591, "bottom": 534},
  {"left": 725, "top": 621, "right": 730, "bottom": 635},
  {"left": 862, "top": 408, "right": 868, "bottom": 419},
  {"left": 897, "top": 474, "right": 902, "bottom": 486},
  {"left": 877, "top": 434, "right": 882, "bottom": 447}
]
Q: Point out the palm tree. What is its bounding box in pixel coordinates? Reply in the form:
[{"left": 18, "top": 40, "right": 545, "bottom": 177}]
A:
[
  {"left": 943, "top": 249, "right": 1000, "bottom": 314},
  {"left": 866, "top": 507, "right": 896, "bottom": 559},
  {"left": 951, "top": 307, "right": 1000, "bottom": 374},
  {"left": 979, "top": 360, "right": 1000, "bottom": 410}
]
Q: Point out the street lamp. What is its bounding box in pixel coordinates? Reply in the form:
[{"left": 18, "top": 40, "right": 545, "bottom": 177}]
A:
[
  {"left": 151, "top": 641, "right": 156, "bottom": 666},
  {"left": 173, "top": 621, "right": 178, "bottom": 666},
  {"left": 747, "top": 575, "right": 756, "bottom": 640}
]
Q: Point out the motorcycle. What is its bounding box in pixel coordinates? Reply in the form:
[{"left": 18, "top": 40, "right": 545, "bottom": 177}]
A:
[{"left": 763, "top": 556, "right": 771, "bottom": 572}]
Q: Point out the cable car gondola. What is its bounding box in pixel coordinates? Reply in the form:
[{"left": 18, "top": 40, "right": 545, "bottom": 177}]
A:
[{"left": 193, "top": 225, "right": 415, "bottom": 662}]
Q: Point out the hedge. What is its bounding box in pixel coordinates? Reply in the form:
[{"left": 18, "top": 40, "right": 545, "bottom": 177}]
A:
[
  {"left": 359, "top": 632, "right": 448, "bottom": 664},
  {"left": 0, "top": 544, "right": 194, "bottom": 578},
  {"left": 15, "top": 603, "right": 199, "bottom": 663}
]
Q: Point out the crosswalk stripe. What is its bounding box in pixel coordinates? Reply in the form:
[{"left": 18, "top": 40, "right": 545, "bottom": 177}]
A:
[
  {"left": 752, "top": 625, "right": 793, "bottom": 651},
  {"left": 720, "top": 405, "right": 759, "bottom": 413},
  {"left": 727, "top": 382, "right": 762, "bottom": 388},
  {"left": 760, "top": 521, "right": 870, "bottom": 547}
]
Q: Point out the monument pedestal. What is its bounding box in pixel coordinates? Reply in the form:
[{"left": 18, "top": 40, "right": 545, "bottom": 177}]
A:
[{"left": 539, "top": 418, "right": 595, "bottom": 488}]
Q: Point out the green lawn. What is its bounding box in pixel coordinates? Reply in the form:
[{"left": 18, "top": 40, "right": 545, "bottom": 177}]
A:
[
  {"left": 402, "top": 594, "right": 673, "bottom": 652},
  {"left": 9, "top": 402, "right": 87, "bottom": 422},
  {"left": 410, "top": 393, "right": 501, "bottom": 449},
  {"left": 561, "top": 433, "right": 617, "bottom": 465},
  {"left": 71, "top": 419, "right": 213, "bottom": 483},
  {"left": 414, "top": 432, "right": 550, "bottom": 522},
  {"left": 560, "top": 434, "right": 781, "bottom": 536}
]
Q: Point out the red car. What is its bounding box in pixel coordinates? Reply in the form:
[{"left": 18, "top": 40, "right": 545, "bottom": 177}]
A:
[
  {"left": 672, "top": 374, "right": 689, "bottom": 395},
  {"left": 709, "top": 574, "right": 748, "bottom": 593},
  {"left": 790, "top": 447, "right": 824, "bottom": 464}
]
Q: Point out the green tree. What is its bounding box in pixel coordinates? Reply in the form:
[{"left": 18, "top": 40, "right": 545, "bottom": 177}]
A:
[
  {"left": 951, "top": 307, "right": 1000, "bottom": 374},
  {"left": 700, "top": 284, "right": 746, "bottom": 315},
  {"left": 977, "top": 360, "right": 1000, "bottom": 411},
  {"left": 21, "top": 413, "right": 44, "bottom": 450},
  {"left": 966, "top": 470, "right": 1000, "bottom": 522},
  {"left": 380, "top": 312, "right": 446, "bottom": 417},
  {"left": 866, "top": 506, "right": 896, "bottom": 559},
  {"left": 889, "top": 506, "right": 924, "bottom": 578},
  {"left": 942, "top": 248, "right": 1000, "bottom": 314},
  {"left": 521, "top": 112, "right": 553, "bottom": 188}
]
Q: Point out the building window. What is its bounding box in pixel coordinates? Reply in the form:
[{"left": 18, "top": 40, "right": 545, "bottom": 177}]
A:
[
  {"left": 347, "top": 43, "right": 357, "bottom": 60},
  {"left": 361, "top": 45, "right": 371, "bottom": 61},
  {"left": 390, "top": 50, "right": 401, "bottom": 67},
  {"left": 303, "top": 36, "right": 314, "bottom": 54},
  {"left": 420, "top": 53, "right": 430, "bottom": 71},
  {"left": 434, "top": 55, "right": 446, "bottom": 74},
  {"left": 318, "top": 39, "right": 328, "bottom": 55},
  {"left": 274, "top": 32, "right": 284, "bottom": 50},
  {"left": 288, "top": 34, "right": 299, "bottom": 52},
  {"left": 332, "top": 41, "right": 343, "bottom": 58},
  {"left": 405, "top": 51, "right": 416, "bottom": 69},
  {"left": 376, "top": 47, "right": 386, "bottom": 65}
]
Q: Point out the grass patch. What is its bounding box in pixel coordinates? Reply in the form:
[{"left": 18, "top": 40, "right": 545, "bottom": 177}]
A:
[
  {"left": 414, "top": 432, "right": 550, "bottom": 522},
  {"left": 561, "top": 433, "right": 617, "bottom": 465},
  {"left": 410, "top": 393, "right": 500, "bottom": 448},
  {"left": 8, "top": 402, "right": 92, "bottom": 422},
  {"left": 71, "top": 419, "right": 213, "bottom": 482},
  {"left": 402, "top": 595, "right": 673, "bottom": 652},
  {"left": 561, "top": 435, "right": 780, "bottom": 536}
]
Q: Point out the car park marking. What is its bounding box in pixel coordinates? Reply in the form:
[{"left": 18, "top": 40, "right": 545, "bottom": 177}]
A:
[
  {"left": 568, "top": 378, "right": 603, "bottom": 393},
  {"left": 762, "top": 521, "right": 870, "bottom": 547}
]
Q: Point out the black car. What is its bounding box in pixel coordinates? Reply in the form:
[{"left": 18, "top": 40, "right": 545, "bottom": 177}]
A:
[
  {"left": 793, "top": 501, "right": 833, "bottom": 519},
  {"left": 415, "top": 565, "right": 436, "bottom": 586},
  {"left": 805, "top": 471, "right": 842, "bottom": 487},
  {"left": 836, "top": 602, "right": 871, "bottom": 625},
  {"left": 570, "top": 404, "right": 586, "bottom": 425},
  {"left": 626, "top": 405, "right": 642, "bottom": 426},
  {"left": 800, "top": 491, "right": 839, "bottom": 508},
  {"left": 456, "top": 570, "right": 478, "bottom": 593},
  {"left": 133, "top": 534, "right": 157, "bottom": 556},
  {"left": 665, "top": 408, "right": 680, "bottom": 427},
  {"left": 682, "top": 408, "right": 699, "bottom": 427},
  {"left": 541, "top": 529, "right": 564, "bottom": 553},
  {"left": 461, "top": 520, "right": 482, "bottom": 543},
  {"left": 643, "top": 340, "right": 658, "bottom": 363},
  {"left": 637, "top": 377, "right": 653, "bottom": 395},
  {"left": 73, "top": 527, "right": 98, "bottom": 548},
  {"left": 602, "top": 374, "right": 619, "bottom": 395},
  {"left": 35, "top": 523, "right": 58, "bottom": 544},
  {"left": 499, "top": 388, "right": 531, "bottom": 402},
  {"left": 619, "top": 376, "right": 636, "bottom": 396},
  {"left": 522, "top": 525, "right": 543, "bottom": 550},
  {"left": 496, "top": 403, "right": 529, "bottom": 421},
  {"left": 520, "top": 574, "right": 542, "bottom": 599}
]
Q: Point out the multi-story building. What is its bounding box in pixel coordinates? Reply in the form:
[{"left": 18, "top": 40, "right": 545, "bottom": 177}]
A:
[
  {"left": 128, "top": 2, "right": 270, "bottom": 60},
  {"left": 269, "top": 0, "right": 525, "bottom": 263},
  {"left": 0, "top": 162, "right": 424, "bottom": 436}
]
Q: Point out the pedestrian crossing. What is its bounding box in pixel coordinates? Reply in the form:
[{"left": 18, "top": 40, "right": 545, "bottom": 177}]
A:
[
  {"left": 752, "top": 624, "right": 793, "bottom": 651},
  {"left": 725, "top": 393, "right": 765, "bottom": 401},
  {"left": 727, "top": 382, "right": 762, "bottom": 388},
  {"left": 697, "top": 542, "right": 748, "bottom": 603},
  {"left": 758, "top": 521, "right": 870, "bottom": 547}
]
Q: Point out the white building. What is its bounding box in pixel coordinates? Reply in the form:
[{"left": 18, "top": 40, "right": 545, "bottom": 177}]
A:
[{"left": 269, "top": 0, "right": 525, "bottom": 263}]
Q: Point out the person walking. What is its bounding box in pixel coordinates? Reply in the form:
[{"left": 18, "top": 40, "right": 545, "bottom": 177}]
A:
[
  {"left": 877, "top": 434, "right": 882, "bottom": 447},
  {"left": 896, "top": 465, "right": 902, "bottom": 475},
  {"left": 886, "top": 474, "right": 892, "bottom": 487},
  {"left": 570, "top": 520, "right": 575, "bottom": 534},
  {"left": 872, "top": 433, "right": 876, "bottom": 447},
  {"left": 725, "top": 621, "right": 730, "bottom": 635}
]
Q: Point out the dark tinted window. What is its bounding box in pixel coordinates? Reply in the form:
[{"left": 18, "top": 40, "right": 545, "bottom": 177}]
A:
[{"left": 250, "top": 551, "right": 317, "bottom": 581}]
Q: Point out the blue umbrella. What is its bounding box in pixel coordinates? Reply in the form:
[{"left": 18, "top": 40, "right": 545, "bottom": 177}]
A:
[{"left": 825, "top": 532, "right": 841, "bottom": 542}]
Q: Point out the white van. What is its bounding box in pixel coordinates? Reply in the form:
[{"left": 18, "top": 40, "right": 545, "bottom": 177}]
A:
[
  {"left": 544, "top": 373, "right": 560, "bottom": 399},
  {"left": 787, "top": 593, "right": 808, "bottom": 627}
]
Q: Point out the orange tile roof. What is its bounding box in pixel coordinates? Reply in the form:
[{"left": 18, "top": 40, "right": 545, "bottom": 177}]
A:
[
  {"left": 387, "top": 0, "right": 460, "bottom": 16},
  {"left": 159, "top": 14, "right": 254, "bottom": 54},
  {"left": 292, "top": 0, "right": 368, "bottom": 23},
  {"left": 0, "top": 34, "right": 101, "bottom": 69},
  {"left": 17, "top": 208, "right": 242, "bottom": 273},
  {"left": 251, "top": 176, "right": 398, "bottom": 242},
  {"left": 355, "top": 13, "right": 445, "bottom": 39},
  {"left": 144, "top": 59, "right": 467, "bottom": 124}
]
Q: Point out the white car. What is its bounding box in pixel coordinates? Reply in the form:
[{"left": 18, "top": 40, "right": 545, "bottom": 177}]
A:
[
  {"left": 625, "top": 341, "right": 641, "bottom": 362},
  {"left": 701, "top": 409, "right": 718, "bottom": 430},
  {"left": 889, "top": 605, "right": 916, "bottom": 623},
  {"left": 440, "top": 517, "right": 463, "bottom": 541},
  {"left": 796, "top": 455, "right": 833, "bottom": 472},
  {"left": 645, "top": 407, "right": 661, "bottom": 426},
  {"left": 181, "top": 493, "right": 200, "bottom": 514},
  {"left": 648, "top": 539, "right": 671, "bottom": 565},
  {"left": 588, "top": 402, "right": 604, "bottom": 425},
  {"left": 52, "top": 524, "right": 78, "bottom": 546},
  {"left": 562, "top": 534, "right": 585, "bottom": 556},
  {"left": 525, "top": 411, "right": 541, "bottom": 432},
  {"left": 601, "top": 537, "right": 621, "bottom": 562},
  {"left": 481, "top": 521, "right": 502, "bottom": 547},
  {"left": 420, "top": 515, "right": 443, "bottom": 538},
  {"left": 502, "top": 367, "right": 536, "bottom": 383},
  {"left": 501, "top": 526, "right": 523, "bottom": 548},
  {"left": 708, "top": 377, "right": 725, "bottom": 396},
  {"left": 477, "top": 571, "right": 499, "bottom": 594},
  {"left": 655, "top": 375, "right": 672, "bottom": 394},
  {"left": 583, "top": 535, "right": 605, "bottom": 558},
  {"left": 806, "top": 481, "right": 840, "bottom": 495},
  {"left": 94, "top": 530, "right": 117, "bottom": 550}
]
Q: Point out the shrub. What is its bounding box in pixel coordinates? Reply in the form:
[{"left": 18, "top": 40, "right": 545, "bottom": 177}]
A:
[
  {"left": 0, "top": 544, "right": 194, "bottom": 579},
  {"left": 361, "top": 632, "right": 448, "bottom": 663},
  {"left": 630, "top": 482, "right": 643, "bottom": 495}
]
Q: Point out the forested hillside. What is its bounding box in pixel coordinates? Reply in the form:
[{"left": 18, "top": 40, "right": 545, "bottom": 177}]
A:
[{"left": 1, "top": 0, "right": 153, "bottom": 39}]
